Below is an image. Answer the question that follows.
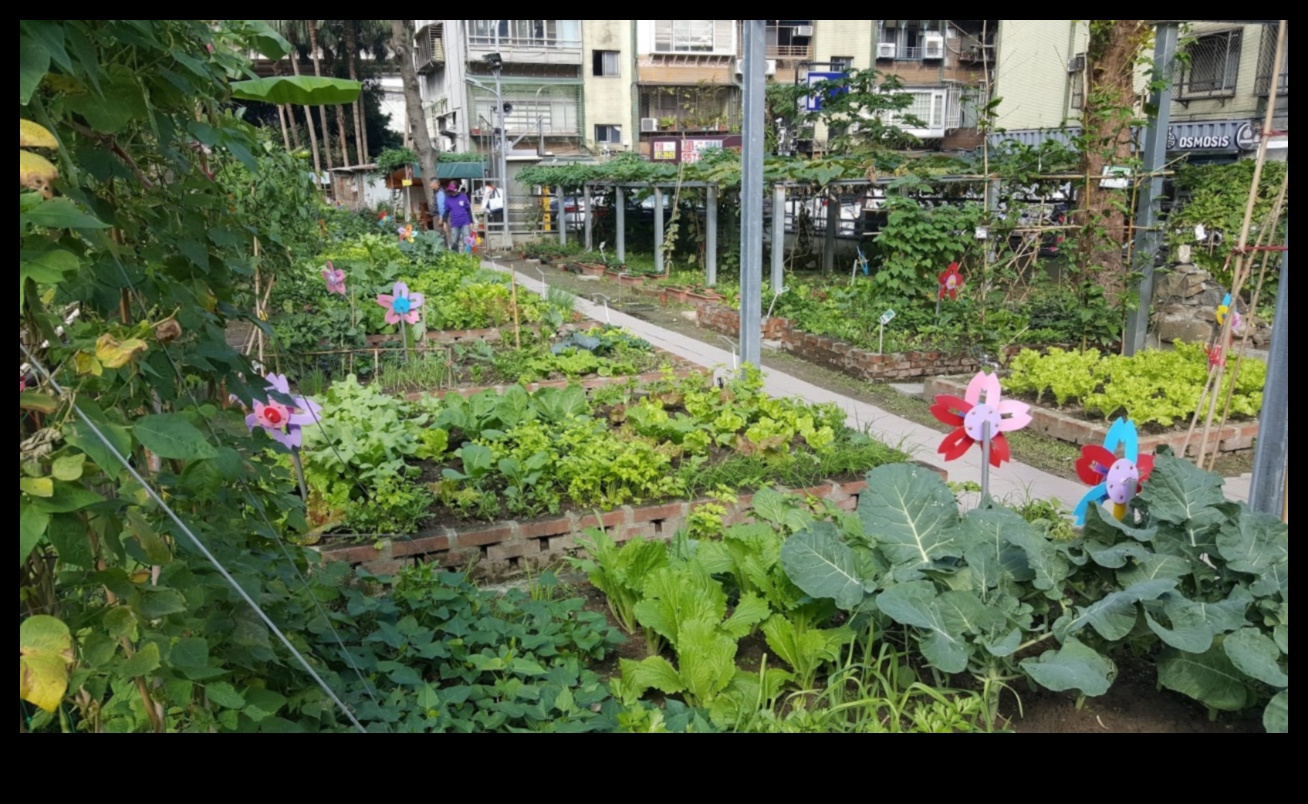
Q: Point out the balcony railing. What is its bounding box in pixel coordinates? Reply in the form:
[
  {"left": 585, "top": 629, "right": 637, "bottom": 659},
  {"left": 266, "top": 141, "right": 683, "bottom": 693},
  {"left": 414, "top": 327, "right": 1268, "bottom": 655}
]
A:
[
  {"left": 467, "top": 34, "right": 581, "bottom": 50},
  {"left": 767, "top": 44, "right": 813, "bottom": 60}
]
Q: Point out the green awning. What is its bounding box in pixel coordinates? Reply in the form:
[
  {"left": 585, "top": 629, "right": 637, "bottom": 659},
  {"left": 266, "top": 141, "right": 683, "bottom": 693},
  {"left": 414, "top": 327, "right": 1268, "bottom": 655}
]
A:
[{"left": 411, "top": 162, "right": 487, "bottom": 180}]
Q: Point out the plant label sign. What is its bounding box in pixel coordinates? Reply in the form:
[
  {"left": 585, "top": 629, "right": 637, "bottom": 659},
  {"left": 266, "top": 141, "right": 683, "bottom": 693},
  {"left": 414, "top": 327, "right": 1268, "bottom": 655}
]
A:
[{"left": 879, "top": 310, "right": 896, "bottom": 326}]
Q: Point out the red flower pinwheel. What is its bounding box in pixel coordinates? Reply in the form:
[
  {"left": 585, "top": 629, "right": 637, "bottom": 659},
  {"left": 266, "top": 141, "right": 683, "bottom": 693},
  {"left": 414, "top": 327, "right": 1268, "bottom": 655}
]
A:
[
  {"left": 930, "top": 371, "right": 1032, "bottom": 468},
  {"left": 376, "top": 281, "right": 424, "bottom": 326},
  {"left": 322, "top": 261, "right": 346, "bottom": 296},
  {"left": 1073, "top": 418, "right": 1154, "bottom": 526},
  {"left": 938, "top": 262, "right": 964, "bottom": 300}
]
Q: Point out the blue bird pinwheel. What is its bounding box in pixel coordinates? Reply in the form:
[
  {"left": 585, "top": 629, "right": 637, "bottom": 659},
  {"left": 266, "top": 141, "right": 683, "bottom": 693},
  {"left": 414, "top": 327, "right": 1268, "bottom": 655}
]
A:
[{"left": 1073, "top": 418, "right": 1155, "bottom": 526}]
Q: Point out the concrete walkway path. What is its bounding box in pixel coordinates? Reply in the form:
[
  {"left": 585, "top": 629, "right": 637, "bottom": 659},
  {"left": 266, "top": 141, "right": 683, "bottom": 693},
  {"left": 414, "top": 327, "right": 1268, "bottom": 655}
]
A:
[{"left": 488, "top": 260, "right": 1248, "bottom": 509}]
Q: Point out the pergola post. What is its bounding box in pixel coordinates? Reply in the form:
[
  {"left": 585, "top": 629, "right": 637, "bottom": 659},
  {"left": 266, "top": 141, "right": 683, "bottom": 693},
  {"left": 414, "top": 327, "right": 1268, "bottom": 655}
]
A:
[{"left": 654, "top": 185, "right": 665, "bottom": 276}]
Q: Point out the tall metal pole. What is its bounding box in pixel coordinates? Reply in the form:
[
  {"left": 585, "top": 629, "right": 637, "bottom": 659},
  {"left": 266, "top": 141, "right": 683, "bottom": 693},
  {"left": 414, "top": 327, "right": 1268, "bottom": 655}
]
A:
[
  {"left": 739, "top": 19, "right": 766, "bottom": 368},
  {"left": 494, "top": 63, "right": 510, "bottom": 244},
  {"left": 584, "top": 183, "right": 593, "bottom": 251},
  {"left": 616, "top": 186, "right": 626, "bottom": 262},
  {"left": 706, "top": 184, "right": 719, "bottom": 287},
  {"left": 1249, "top": 231, "right": 1288, "bottom": 517},
  {"left": 558, "top": 185, "right": 567, "bottom": 246},
  {"left": 654, "top": 186, "right": 665, "bottom": 275},
  {"left": 1125, "top": 22, "right": 1178, "bottom": 355},
  {"left": 772, "top": 183, "right": 786, "bottom": 292}
]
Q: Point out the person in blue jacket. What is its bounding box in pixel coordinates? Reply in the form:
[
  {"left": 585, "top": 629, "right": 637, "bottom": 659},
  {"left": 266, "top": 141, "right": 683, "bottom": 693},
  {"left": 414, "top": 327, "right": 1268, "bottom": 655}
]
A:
[{"left": 429, "top": 180, "right": 449, "bottom": 248}]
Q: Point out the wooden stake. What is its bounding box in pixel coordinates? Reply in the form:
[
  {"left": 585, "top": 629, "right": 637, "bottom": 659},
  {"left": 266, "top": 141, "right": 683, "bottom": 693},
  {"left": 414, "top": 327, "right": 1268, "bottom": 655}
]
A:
[
  {"left": 1193, "top": 20, "right": 1285, "bottom": 468},
  {"left": 510, "top": 270, "right": 522, "bottom": 349}
]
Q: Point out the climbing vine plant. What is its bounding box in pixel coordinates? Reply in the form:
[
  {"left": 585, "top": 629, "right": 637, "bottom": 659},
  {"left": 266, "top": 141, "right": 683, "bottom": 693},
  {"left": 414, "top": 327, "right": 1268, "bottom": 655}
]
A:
[{"left": 19, "top": 19, "right": 362, "bottom": 732}]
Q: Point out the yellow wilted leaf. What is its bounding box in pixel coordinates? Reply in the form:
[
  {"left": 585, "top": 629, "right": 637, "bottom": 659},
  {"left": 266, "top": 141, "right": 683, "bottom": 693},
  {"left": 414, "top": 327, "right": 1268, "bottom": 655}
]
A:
[
  {"left": 20, "top": 615, "right": 75, "bottom": 714},
  {"left": 73, "top": 351, "right": 103, "bottom": 377},
  {"left": 95, "top": 333, "right": 148, "bottom": 369},
  {"left": 20, "top": 119, "right": 59, "bottom": 149},
  {"left": 20, "top": 149, "right": 59, "bottom": 197}
]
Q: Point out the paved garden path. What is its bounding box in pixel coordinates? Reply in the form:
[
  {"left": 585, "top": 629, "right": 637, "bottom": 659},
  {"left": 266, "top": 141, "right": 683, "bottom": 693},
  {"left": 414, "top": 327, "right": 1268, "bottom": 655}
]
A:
[{"left": 486, "top": 260, "right": 1250, "bottom": 509}]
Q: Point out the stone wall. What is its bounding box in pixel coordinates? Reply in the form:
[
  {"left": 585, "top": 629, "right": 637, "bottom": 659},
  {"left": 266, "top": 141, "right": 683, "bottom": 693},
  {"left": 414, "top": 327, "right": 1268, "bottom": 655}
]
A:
[{"left": 1153, "top": 263, "right": 1271, "bottom": 348}]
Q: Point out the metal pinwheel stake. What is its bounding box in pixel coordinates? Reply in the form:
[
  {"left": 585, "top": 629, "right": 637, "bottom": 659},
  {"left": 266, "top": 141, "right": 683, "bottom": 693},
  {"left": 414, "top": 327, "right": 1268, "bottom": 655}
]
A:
[
  {"left": 930, "top": 370, "right": 1031, "bottom": 500},
  {"left": 377, "top": 281, "right": 425, "bottom": 364},
  {"left": 1073, "top": 418, "right": 1154, "bottom": 527},
  {"left": 936, "top": 262, "right": 964, "bottom": 320}
]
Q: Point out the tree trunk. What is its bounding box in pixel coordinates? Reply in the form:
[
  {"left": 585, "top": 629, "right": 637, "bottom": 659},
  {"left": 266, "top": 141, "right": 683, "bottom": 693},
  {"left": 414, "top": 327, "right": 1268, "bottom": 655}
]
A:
[
  {"left": 346, "top": 21, "right": 368, "bottom": 161},
  {"left": 277, "top": 104, "right": 292, "bottom": 150},
  {"left": 307, "top": 20, "right": 335, "bottom": 172},
  {"left": 391, "top": 19, "right": 436, "bottom": 209},
  {"left": 286, "top": 105, "right": 303, "bottom": 150},
  {"left": 289, "top": 40, "right": 322, "bottom": 176},
  {"left": 1074, "top": 20, "right": 1152, "bottom": 297},
  {"left": 335, "top": 104, "right": 352, "bottom": 166}
]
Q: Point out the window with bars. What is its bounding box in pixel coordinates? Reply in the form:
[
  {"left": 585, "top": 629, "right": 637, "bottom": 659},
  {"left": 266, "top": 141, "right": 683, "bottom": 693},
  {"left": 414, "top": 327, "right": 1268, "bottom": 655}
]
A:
[
  {"left": 468, "top": 20, "right": 581, "bottom": 48},
  {"left": 830, "top": 56, "right": 854, "bottom": 73},
  {"left": 1178, "top": 29, "right": 1242, "bottom": 98},
  {"left": 1255, "top": 25, "right": 1288, "bottom": 96},
  {"left": 884, "top": 89, "right": 947, "bottom": 131},
  {"left": 472, "top": 88, "right": 581, "bottom": 136},
  {"left": 653, "top": 20, "right": 736, "bottom": 54},
  {"left": 593, "top": 50, "right": 621, "bottom": 77},
  {"left": 595, "top": 125, "right": 622, "bottom": 144}
]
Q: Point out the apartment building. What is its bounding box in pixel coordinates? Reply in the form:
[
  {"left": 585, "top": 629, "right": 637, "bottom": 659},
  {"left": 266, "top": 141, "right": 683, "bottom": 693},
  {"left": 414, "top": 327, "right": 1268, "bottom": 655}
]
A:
[{"left": 991, "top": 20, "right": 1288, "bottom": 163}]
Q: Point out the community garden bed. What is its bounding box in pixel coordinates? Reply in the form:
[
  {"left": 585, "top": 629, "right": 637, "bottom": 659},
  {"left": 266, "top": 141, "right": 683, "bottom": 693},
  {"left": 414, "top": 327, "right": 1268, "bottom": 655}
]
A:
[
  {"left": 289, "top": 366, "right": 906, "bottom": 549},
  {"left": 925, "top": 344, "right": 1266, "bottom": 454}
]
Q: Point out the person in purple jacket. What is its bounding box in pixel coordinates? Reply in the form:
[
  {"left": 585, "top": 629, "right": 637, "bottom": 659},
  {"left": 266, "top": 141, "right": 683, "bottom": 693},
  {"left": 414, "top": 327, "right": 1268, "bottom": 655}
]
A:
[{"left": 445, "top": 182, "right": 476, "bottom": 253}]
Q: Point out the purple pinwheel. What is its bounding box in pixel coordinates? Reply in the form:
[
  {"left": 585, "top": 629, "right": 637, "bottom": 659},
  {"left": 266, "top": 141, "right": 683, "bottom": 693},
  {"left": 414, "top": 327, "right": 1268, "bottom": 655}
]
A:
[
  {"left": 245, "top": 373, "right": 322, "bottom": 450},
  {"left": 322, "top": 261, "right": 347, "bottom": 296},
  {"left": 376, "top": 281, "right": 424, "bottom": 326}
]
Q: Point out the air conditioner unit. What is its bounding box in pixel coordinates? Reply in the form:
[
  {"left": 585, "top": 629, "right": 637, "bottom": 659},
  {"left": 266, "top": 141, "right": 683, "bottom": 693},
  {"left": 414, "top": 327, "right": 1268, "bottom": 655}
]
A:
[
  {"left": 640, "top": 117, "right": 659, "bottom": 133},
  {"left": 923, "top": 34, "right": 945, "bottom": 60},
  {"left": 877, "top": 42, "right": 897, "bottom": 60},
  {"left": 734, "top": 58, "right": 778, "bottom": 76},
  {"left": 794, "top": 25, "right": 814, "bottom": 37},
  {"left": 1067, "top": 54, "right": 1086, "bottom": 73}
]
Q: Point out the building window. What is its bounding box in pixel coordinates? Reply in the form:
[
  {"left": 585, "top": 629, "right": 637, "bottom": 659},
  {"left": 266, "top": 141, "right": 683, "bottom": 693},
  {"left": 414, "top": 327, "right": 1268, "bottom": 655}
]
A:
[
  {"left": 880, "top": 20, "right": 942, "bottom": 61},
  {"left": 595, "top": 125, "right": 622, "bottom": 145},
  {"left": 593, "top": 50, "right": 621, "bottom": 77},
  {"left": 830, "top": 56, "right": 854, "bottom": 73},
  {"left": 653, "top": 20, "right": 735, "bottom": 54},
  {"left": 1255, "top": 24, "right": 1288, "bottom": 96},
  {"left": 1178, "top": 29, "right": 1242, "bottom": 98},
  {"left": 469, "top": 20, "right": 581, "bottom": 49},
  {"left": 1069, "top": 53, "right": 1086, "bottom": 110}
]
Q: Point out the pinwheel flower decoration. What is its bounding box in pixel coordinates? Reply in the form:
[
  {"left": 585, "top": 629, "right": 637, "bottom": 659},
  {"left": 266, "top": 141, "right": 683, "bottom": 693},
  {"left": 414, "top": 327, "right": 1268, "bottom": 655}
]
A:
[
  {"left": 397, "top": 224, "right": 415, "bottom": 243},
  {"left": 1073, "top": 418, "right": 1154, "bottom": 526},
  {"left": 938, "top": 262, "right": 964, "bottom": 300},
  {"left": 322, "top": 261, "right": 346, "bottom": 296},
  {"left": 244, "top": 373, "right": 322, "bottom": 450},
  {"left": 1216, "top": 293, "right": 1242, "bottom": 331},
  {"left": 930, "top": 371, "right": 1031, "bottom": 468},
  {"left": 376, "top": 281, "right": 424, "bottom": 326}
]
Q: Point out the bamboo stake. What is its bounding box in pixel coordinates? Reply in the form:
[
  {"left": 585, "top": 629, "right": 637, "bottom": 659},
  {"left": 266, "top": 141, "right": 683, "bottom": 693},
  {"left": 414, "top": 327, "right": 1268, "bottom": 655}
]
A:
[
  {"left": 509, "top": 270, "right": 522, "bottom": 349},
  {"left": 1207, "top": 176, "right": 1288, "bottom": 470},
  {"left": 1193, "top": 21, "right": 1285, "bottom": 467}
]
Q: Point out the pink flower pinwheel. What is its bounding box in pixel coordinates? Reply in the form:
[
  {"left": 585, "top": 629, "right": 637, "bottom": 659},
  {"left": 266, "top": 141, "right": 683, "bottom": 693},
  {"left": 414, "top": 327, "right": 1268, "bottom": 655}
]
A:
[
  {"left": 322, "top": 261, "right": 347, "bottom": 296},
  {"left": 930, "top": 371, "right": 1032, "bottom": 468},
  {"left": 244, "top": 373, "right": 322, "bottom": 450},
  {"left": 376, "top": 281, "right": 424, "bottom": 326}
]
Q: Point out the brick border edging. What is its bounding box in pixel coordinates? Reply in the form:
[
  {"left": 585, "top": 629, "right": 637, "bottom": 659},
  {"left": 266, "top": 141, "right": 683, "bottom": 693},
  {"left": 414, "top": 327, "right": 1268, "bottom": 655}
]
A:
[
  {"left": 317, "top": 462, "right": 947, "bottom": 580},
  {"left": 923, "top": 375, "right": 1259, "bottom": 455},
  {"left": 694, "top": 303, "right": 1017, "bottom": 381}
]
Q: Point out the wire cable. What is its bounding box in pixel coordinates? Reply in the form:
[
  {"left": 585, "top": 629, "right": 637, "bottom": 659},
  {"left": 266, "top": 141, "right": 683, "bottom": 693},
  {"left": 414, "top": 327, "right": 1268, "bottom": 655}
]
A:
[{"left": 21, "top": 341, "right": 369, "bottom": 734}]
